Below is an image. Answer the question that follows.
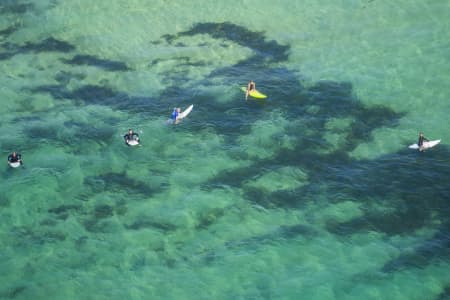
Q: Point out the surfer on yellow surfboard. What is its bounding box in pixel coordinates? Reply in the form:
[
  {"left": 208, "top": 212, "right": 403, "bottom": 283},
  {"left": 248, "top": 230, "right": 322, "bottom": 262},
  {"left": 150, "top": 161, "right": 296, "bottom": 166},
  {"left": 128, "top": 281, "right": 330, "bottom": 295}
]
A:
[{"left": 243, "top": 80, "right": 267, "bottom": 100}]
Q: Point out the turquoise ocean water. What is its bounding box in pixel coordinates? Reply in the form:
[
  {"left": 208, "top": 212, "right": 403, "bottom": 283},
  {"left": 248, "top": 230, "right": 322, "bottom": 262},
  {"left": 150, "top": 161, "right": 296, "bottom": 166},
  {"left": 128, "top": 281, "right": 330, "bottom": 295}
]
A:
[{"left": 1, "top": 0, "right": 449, "bottom": 299}]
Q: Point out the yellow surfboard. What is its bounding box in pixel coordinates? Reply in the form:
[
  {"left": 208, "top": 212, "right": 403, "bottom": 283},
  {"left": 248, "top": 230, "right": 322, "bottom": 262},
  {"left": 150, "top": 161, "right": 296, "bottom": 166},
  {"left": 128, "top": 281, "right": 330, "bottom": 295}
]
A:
[{"left": 241, "top": 87, "right": 267, "bottom": 99}]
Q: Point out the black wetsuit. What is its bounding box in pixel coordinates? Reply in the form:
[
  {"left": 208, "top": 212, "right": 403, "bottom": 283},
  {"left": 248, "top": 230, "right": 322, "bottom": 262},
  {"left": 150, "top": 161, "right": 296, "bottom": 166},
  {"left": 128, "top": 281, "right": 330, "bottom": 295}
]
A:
[
  {"left": 248, "top": 82, "right": 255, "bottom": 91},
  {"left": 124, "top": 132, "right": 139, "bottom": 145},
  {"left": 418, "top": 135, "right": 429, "bottom": 147},
  {"left": 8, "top": 153, "right": 22, "bottom": 164}
]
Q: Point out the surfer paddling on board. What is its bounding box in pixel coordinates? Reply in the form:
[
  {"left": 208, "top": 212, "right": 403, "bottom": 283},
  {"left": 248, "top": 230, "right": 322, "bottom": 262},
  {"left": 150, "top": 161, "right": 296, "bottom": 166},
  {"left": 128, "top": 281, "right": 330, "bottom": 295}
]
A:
[
  {"left": 124, "top": 129, "right": 139, "bottom": 146},
  {"left": 8, "top": 151, "right": 23, "bottom": 165},
  {"left": 418, "top": 132, "right": 429, "bottom": 152},
  {"left": 246, "top": 80, "right": 256, "bottom": 100},
  {"left": 171, "top": 107, "right": 181, "bottom": 124}
]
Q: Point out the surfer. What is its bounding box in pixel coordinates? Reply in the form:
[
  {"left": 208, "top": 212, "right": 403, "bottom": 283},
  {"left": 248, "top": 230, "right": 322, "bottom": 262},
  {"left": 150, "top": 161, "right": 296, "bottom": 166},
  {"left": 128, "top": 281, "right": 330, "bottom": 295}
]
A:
[
  {"left": 171, "top": 107, "right": 181, "bottom": 124},
  {"left": 418, "top": 132, "right": 429, "bottom": 152},
  {"left": 246, "top": 80, "right": 256, "bottom": 100},
  {"left": 7, "top": 151, "right": 22, "bottom": 165},
  {"left": 124, "top": 129, "right": 139, "bottom": 146}
]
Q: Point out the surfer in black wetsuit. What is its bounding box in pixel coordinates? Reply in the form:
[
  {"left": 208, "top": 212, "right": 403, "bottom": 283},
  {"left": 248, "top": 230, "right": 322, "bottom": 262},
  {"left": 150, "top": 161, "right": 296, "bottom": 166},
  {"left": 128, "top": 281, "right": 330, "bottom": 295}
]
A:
[
  {"left": 418, "top": 132, "right": 429, "bottom": 152},
  {"left": 123, "top": 129, "right": 139, "bottom": 146},
  {"left": 246, "top": 80, "right": 256, "bottom": 100},
  {"left": 7, "top": 152, "right": 22, "bottom": 165}
]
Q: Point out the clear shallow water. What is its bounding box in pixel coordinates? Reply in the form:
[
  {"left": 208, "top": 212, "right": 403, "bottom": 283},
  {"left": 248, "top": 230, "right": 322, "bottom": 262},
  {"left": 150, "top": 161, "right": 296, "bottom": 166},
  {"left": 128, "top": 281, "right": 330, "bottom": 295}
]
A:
[{"left": 1, "top": 0, "right": 449, "bottom": 299}]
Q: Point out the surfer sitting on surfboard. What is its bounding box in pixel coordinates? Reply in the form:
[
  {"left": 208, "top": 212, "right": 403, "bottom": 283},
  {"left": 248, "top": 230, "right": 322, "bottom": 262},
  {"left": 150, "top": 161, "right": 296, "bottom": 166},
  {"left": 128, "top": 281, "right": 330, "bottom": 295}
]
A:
[
  {"left": 171, "top": 108, "right": 181, "bottom": 122},
  {"left": 8, "top": 152, "right": 22, "bottom": 165},
  {"left": 171, "top": 107, "right": 182, "bottom": 124},
  {"left": 418, "top": 132, "right": 429, "bottom": 152},
  {"left": 246, "top": 80, "right": 256, "bottom": 100},
  {"left": 124, "top": 129, "right": 139, "bottom": 146}
]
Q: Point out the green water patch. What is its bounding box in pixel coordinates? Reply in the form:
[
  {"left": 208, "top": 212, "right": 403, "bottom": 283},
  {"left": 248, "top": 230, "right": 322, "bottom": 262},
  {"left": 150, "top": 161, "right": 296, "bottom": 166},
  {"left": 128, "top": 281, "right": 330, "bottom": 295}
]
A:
[
  {"left": 237, "top": 112, "right": 296, "bottom": 160},
  {"left": 244, "top": 166, "right": 308, "bottom": 193}
]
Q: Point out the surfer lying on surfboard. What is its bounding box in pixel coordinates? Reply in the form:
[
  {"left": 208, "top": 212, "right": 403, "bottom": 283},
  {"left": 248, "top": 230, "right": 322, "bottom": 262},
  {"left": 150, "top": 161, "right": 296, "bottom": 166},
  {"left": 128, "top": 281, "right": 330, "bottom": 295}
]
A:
[
  {"left": 8, "top": 151, "right": 23, "bottom": 166},
  {"left": 124, "top": 129, "right": 140, "bottom": 146}
]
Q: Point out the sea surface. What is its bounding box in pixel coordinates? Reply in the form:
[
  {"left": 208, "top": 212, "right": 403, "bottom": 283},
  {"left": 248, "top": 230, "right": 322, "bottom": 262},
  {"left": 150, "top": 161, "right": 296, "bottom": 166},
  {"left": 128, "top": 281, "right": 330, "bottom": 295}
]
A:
[{"left": 1, "top": 1, "right": 449, "bottom": 299}]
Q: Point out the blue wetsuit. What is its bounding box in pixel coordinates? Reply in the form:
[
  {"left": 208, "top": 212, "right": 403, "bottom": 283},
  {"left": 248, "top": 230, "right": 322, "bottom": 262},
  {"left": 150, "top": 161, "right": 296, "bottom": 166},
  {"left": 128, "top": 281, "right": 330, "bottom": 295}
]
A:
[{"left": 171, "top": 110, "right": 179, "bottom": 121}]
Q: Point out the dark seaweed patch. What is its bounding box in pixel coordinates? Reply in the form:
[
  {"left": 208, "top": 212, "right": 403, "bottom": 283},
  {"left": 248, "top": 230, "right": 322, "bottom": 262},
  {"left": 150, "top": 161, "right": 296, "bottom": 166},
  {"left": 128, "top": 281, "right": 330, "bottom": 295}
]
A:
[
  {"left": 94, "top": 204, "right": 114, "bottom": 219},
  {"left": 436, "top": 285, "right": 450, "bottom": 300},
  {"left": 83, "top": 172, "right": 158, "bottom": 197},
  {"left": 10, "top": 226, "right": 66, "bottom": 246},
  {"left": 30, "top": 83, "right": 164, "bottom": 115},
  {"left": 19, "top": 112, "right": 116, "bottom": 153},
  {"left": 72, "top": 124, "right": 116, "bottom": 144},
  {"left": 29, "top": 84, "right": 70, "bottom": 100},
  {"left": 74, "top": 236, "right": 88, "bottom": 248},
  {"left": 0, "top": 24, "right": 19, "bottom": 38},
  {"left": 195, "top": 223, "right": 316, "bottom": 265},
  {"left": 196, "top": 208, "right": 225, "bottom": 229},
  {"left": 40, "top": 218, "right": 58, "bottom": 226},
  {"left": 0, "top": 37, "right": 75, "bottom": 61},
  {"left": 160, "top": 22, "right": 289, "bottom": 62},
  {"left": 382, "top": 225, "right": 450, "bottom": 273},
  {"left": 55, "top": 71, "right": 86, "bottom": 84},
  {"left": 20, "top": 37, "right": 75, "bottom": 53},
  {"left": 125, "top": 219, "right": 177, "bottom": 232},
  {"left": 70, "top": 85, "right": 121, "bottom": 104},
  {"left": 48, "top": 204, "right": 82, "bottom": 214},
  {"left": 25, "top": 123, "right": 59, "bottom": 139},
  {"left": 12, "top": 115, "right": 41, "bottom": 123},
  {"left": 0, "top": 1, "right": 33, "bottom": 14},
  {"left": 83, "top": 218, "right": 111, "bottom": 233},
  {"left": 225, "top": 224, "right": 316, "bottom": 250},
  {"left": 0, "top": 285, "right": 26, "bottom": 299},
  {"left": 82, "top": 204, "right": 120, "bottom": 232},
  {"left": 0, "top": 51, "right": 14, "bottom": 60},
  {"left": 61, "top": 54, "right": 130, "bottom": 71},
  {"left": 177, "top": 56, "right": 207, "bottom": 67}
]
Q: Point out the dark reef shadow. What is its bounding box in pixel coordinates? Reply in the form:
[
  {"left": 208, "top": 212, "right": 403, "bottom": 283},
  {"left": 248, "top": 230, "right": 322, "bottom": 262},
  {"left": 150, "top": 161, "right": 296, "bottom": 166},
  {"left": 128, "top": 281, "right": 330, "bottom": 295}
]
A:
[
  {"left": 0, "top": 1, "right": 34, "bottom": 14},
  {"left": 0, "top": 24, "right": 20, "bottom": 39},
  {"left": 61, "top": 54, "right": 130, "bottom": 71},
  {"left": 0, "top": 37, "right": 75, "bottom": 61}
]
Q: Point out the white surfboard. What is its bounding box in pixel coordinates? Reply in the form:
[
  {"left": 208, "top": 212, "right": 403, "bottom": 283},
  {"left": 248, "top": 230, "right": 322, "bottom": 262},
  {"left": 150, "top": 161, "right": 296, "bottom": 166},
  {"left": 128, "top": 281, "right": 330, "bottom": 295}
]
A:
[
  {"left": 178, "top": 104, "right": 193, "bottom": 120},
  {"left": 127, "top": 139, "right": 140, "bottom": 146},
  {"left": 9, "top": 162, "right": 21, "bottom": 168},
  {"left": 409, "top": 139, "right": 441, "bottom": 150}
]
